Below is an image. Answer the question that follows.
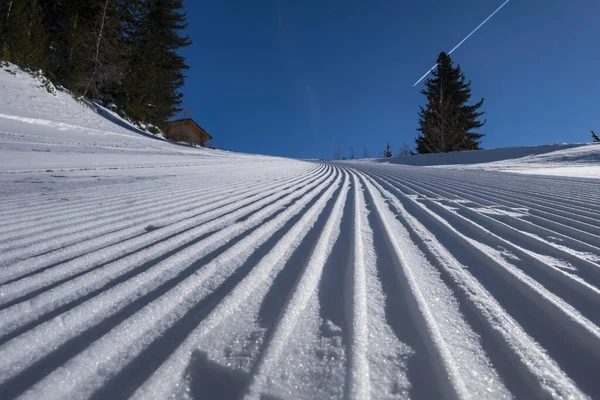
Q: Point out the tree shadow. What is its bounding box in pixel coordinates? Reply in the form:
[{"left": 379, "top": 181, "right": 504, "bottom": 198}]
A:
[{"left": 85, "top": 100, "right": 200, "bottom": 150}]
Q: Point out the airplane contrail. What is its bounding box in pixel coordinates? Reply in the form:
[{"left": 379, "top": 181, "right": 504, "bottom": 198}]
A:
[{"left": 413, "top": 0, "right": 510, "bottom": 87}]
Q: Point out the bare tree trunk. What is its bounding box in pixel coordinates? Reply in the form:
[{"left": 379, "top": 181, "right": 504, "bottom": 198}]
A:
[
  {"left": 83, "top": 0, "right": 110, "bottom": 98},
  {"left": 27, "top": 0, "right": 37, "bottom": 37}
]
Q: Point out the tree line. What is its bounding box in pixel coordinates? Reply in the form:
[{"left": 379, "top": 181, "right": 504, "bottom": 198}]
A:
[{"left": 0, "top": 0, "right": 191, "bottom": 127}]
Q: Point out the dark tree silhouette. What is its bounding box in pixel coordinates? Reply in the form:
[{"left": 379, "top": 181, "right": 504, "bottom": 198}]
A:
[{"left": 415, "top": 52, "right": 485, "bottom": 154}]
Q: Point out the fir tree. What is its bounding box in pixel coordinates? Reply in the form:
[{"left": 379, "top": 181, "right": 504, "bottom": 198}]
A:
[
  {"left": 415, "top": 52, "right": 485, "bottom": 154},
  {"left": 79, "top": 0, "right": 129, "bottom": 99},
  {"left": 383, "top": 143, "right": 392, "bottom": 158},
  {"left": 38, "top": 0, "right": 130, "bottom": 99},
  {"left": 123, "top": 0, "right": 191, "bottom": 126},
  {"left": 3, "top": 0, "right": 191, "bottom": 127},
  {"left": 0, "top": 0, "right": 47, "bottom": 69}
]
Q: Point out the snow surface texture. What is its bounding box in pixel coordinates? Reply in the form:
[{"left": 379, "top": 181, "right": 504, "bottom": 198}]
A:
[
  {"left": 369, "top": 142, "right": 600, "bottom": 178},
  {"left": 1, "top": 65, "right": 600, "bottom": 399}
]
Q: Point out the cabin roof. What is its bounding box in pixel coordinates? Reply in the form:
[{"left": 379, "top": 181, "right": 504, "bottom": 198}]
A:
[{"left": 164, "top": 118, "right": 213, "bottom": 140}]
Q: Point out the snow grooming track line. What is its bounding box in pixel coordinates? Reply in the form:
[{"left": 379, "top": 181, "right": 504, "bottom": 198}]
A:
[
  {"left": 373, "top": 171, "right": 600, "bottom": 326},
  {"left": 1, "top": 162, "right": 320, "bottom": 229},
  {"left": 0, "top": 164, "right": 319, "bottom": 244},
  {"left": 404, "top": 170, "right": 600, "bottom": 238},
  {"left": 343, "top": 169, "right": 416, "bottom": 399},
  {"left": 15, "top": 167, "right": 344, "bottom": 400},
  {"left": 0, "top": 172, "right": 235, "bottom": 231},
  {"left": 0, "top": 170, "right": 233, "bottom": 227},
  {"left": 396, "top": 170, "right": 600, "bottom": 249},
  {"left": 364, "top": 170, "right": 600, "bottom": 398},
  {"left": 358, "top": 170, "right": 467, "bottom": 399},
  {"left": 389, "top": 170, "right": 600, "bottom": 262},
  {"left": 0, "top": 163, "right": 321, "bottom": 255},
  {"left": 0, "top": 165, "right": 334, "bottom": 389},
  {"left": 375, "top": 171, "right": 600, "bottom": 310},
  {"left": 447, "top": 173, "right": 600, "bottom": 216},
  {"left": 356, "top": 171, "right": 511, "bottom": 399},
  {"left": 408, "top": 169, "right": 600, "bottom": 227},
  {"left": 241, "top": 169, "right": 350, "bottom": 399},
  {"left": 130, "top": 167, "right": 348, "bottom": 400},
  {"left": 0, "top": 165, "right": 324, "bottom": 281},
  {"left": 0, "top": 161, "right": 316, "bottom": 230},
  {"left": 0, "top": 166, "right": 335, "bottom": 358},
  {"left": 359, "top": 171, "right": 587, "bottom": 398},
  {"left": 346, "top": 171, "right": 369, "bottom": 400}
]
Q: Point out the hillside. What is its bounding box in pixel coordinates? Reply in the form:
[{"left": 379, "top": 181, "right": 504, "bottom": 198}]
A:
[
  {"left": 364, "top": 143, "right": 600, "bottom": 178},
  {"left": 1, "top": 66, "right": 600, "bottom": 399}
]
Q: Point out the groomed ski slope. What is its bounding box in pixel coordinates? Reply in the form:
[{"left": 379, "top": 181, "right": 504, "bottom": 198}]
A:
[
  {"left": 2, "top": 157, "right": 600, "bottom": 399},
  {"left": 2, "top": 65, "right": 600, "bottom": 399}
]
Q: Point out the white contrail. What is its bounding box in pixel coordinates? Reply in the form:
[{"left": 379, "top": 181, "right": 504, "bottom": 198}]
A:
[{"left": 413, "top": 0, "right": 510, "bottom": 87}]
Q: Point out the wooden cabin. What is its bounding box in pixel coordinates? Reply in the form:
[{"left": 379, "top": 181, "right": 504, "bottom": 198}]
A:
[{"left": 163, "top": 118, "right": 213, "bottom": 147}]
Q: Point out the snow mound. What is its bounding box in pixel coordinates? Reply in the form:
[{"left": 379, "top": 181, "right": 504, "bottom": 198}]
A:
[
  {"left": 357, "top": 143, "right": 600, "bottom": 178},
  {"left": 0, "top": 63, "right": 277, "bottom": 172}
]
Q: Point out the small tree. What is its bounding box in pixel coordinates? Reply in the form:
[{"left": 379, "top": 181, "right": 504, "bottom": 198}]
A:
[
  {"left": 349, "top": 146, "right": 355, "bottom": 159},
  {"left": 333, "top": 146, "right": 341, "bottom": 160},
  {"left": 397, "top": 142, "right": 411, "bottom": 157},
  {"left": 415, "top": 52, "right": 485, "bottom": 154},
  {"left": 592, "top": 130, "right": 600, "bottom": 142},
  {"left": 383, "top": 143, "right": 392, "bottom": 158},
  {"left": 362, "top": 146, "right": 369, "bottom": 158}
]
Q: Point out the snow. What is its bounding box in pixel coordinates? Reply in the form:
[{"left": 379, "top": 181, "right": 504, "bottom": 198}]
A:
[
  {"left": 1, "top": 64, "right": 600, "bottom": 399},
  {"left": 367, "top": 142, "right": 600, "bottom": 178}
]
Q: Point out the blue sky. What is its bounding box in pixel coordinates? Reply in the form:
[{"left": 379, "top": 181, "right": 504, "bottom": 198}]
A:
[{"left": 178, "top": 0, "right": 600, "bottom": 159}]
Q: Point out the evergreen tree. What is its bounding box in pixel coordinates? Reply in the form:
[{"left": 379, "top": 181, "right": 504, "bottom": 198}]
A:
[
  {"left": 0, "top": 0, "right": 47, "bottom": 69},
  {"left": 123, "top": 0, "right": 191, "bottom": 126},
  {"left": 415, "top": 52, "right": 485, "bottom": 154},
  {"left": 38, "top": 0, "right": 130, "bottom": 99},
  {"left": 383, "top": 143, "right": 392, "bottom": 158},
  {"left": 592, "top": 130, "right": 600, "bottom": 143},
  {"left": 2, "top": 0, "right": 191, "bottom": 128},
  {"left": 79, "top": 0, "right": 129, "bottom": 98}
]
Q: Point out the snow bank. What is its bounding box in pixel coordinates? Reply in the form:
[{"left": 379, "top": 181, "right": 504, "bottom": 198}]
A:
[
  {"left": 0, "top": 63, "right": 276, "bottom": 172},
  {"left": 357, "top": 143, "right": 600, "bottom": 178}
]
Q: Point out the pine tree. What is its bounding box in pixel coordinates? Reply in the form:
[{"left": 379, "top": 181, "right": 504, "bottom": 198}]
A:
[
  {"left": 415, "top": 52, "right": 485, "bottom": 154},
  {"left": 37, "top": 0, "right": 84, "bottom": 83},
  {"left": 592, "top": 130, "right": 600, "bottom": 143},
  {"left": 0, "top": 0, "right": 47, "bottom": 69},
  {"left": 44, "top": 0, "right": 130, "bottom": 98},
  {"left": 79, "top": 0, "right": 129, "bottom": 99},
  {"left": 2, "top": 0, "right": 191, "bottom": 127},
  {"left": 123, "top": 0, "right": 191, "bottom": 126},
  {"left": 383, "top": 143, "right": 392, "bottom": 158}
]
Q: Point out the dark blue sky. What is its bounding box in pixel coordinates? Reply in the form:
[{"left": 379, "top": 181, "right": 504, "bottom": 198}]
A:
[{"left": 179, "top": 1, "right": 599, "bottom": 159}]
